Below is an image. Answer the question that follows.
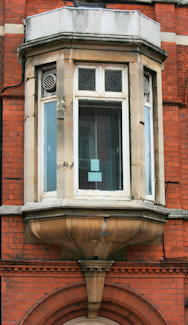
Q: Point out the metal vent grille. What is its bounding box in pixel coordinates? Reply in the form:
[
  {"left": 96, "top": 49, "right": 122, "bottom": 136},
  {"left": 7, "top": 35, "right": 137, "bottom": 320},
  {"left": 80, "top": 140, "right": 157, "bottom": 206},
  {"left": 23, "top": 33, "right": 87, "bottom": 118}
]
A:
[
  {"left": 43, "top": 73, "right": 56, "bottom": 92},
  {"left": 143, "top": 76, "right": 150, "bottom": 94}
]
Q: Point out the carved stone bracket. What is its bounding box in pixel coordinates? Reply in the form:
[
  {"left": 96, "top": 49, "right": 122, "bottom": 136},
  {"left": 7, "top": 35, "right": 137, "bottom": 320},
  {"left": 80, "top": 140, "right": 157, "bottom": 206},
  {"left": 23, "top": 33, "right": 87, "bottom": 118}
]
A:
[{"left": 78, "top": 260, "right": 114, "bottom": 318}]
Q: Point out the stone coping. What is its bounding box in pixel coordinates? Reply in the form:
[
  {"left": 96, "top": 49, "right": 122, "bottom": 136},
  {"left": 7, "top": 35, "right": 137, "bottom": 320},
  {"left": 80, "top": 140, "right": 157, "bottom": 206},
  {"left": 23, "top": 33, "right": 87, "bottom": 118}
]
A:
[
  {"left": 73, "top": 0, "right": 188, "bottom": 4},
  {"left": 25, "top": 8, "right": 160, "bottom": 47}
]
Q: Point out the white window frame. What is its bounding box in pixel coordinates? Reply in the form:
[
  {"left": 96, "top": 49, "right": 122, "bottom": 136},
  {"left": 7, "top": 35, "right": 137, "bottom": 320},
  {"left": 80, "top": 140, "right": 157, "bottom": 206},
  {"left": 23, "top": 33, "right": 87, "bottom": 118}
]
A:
[
  {"left": 144, "top": 72, "right": 155, "bottom": 202},
  {"left": 73, "top": 63, "right": 130, "bottom": 199},
  {"left": 38, "top": 69, "right": 57, "bottom": 201}
]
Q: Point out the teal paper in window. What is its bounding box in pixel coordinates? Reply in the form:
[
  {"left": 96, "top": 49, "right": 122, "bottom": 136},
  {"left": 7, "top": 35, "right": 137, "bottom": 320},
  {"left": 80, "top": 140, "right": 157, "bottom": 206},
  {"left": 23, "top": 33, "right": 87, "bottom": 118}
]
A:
[
  {"left": 88, "top": 172, "right": 102, "bottom": 182},
  {"left": 90, "top": 159, "right": 100, "bottom": 172}
]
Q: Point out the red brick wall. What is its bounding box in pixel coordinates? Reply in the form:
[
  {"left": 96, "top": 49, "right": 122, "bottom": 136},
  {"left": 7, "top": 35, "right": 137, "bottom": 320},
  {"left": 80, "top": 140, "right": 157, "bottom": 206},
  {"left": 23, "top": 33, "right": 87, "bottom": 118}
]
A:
[
  {"left": 0, "top": 36, "right": 4, "bottom": 92},
  {"left": 2, "top": 269, "right": 84, "bottom": 324},
  {"left": 1, "top": 216, "right": 61, "bottom": 260},
  {"left": 1, "top": 1, "right": 188, "bottom": 325},
  {"left": 1, "top": 267, "right": 185, "bottom": 325},
  {"left": 175, "top": 7, "right": 188, "bottom": 36},
  {"left": 154, "top": 4, "right": 176, "bottom": 33},
  {"left": 3, "top": 215, "right": 188, "bottom": 265},
  {"left": 2, "top": 99, "right": 24, "bottom": 205},
  {"left": 1, "top": 1, "right": 187, "bottom": 209}
]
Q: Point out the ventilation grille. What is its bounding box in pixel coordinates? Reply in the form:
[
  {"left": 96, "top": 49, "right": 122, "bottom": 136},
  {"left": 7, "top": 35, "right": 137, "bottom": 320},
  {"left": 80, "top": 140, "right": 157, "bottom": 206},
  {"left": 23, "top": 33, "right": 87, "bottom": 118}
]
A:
[
  {"left": 143, "top": 76, "right": 150, "bottom": 94},
  {"left": 43, "top": 73, "right": 56, "bottom": 92}
]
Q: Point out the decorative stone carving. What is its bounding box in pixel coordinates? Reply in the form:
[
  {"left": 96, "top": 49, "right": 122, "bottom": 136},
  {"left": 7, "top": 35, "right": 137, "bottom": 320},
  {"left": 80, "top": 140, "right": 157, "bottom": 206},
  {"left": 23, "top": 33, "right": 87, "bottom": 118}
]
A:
[
  {"left": 177, "top": 45, "right": 188, "bottom": 102},
  {"left": 78, "top": 260, "right": 114, "bottom": 318}
]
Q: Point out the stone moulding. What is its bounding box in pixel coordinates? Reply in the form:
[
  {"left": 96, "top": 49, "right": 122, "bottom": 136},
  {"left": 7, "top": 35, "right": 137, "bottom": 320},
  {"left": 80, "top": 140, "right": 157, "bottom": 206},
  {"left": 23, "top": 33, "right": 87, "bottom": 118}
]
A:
[
  {"left": 2, "top": 204, "right": 188, "bottom": 219},
  {"left": 18, "top": 33, "right": 168, "bottom": 64}
]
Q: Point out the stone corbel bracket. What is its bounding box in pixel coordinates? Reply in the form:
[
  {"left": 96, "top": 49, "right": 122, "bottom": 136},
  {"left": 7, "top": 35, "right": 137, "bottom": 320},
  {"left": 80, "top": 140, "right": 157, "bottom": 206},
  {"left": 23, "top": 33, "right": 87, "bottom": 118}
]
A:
[{"left": 78, "top": 260, "right": 114, "bottom": 318}]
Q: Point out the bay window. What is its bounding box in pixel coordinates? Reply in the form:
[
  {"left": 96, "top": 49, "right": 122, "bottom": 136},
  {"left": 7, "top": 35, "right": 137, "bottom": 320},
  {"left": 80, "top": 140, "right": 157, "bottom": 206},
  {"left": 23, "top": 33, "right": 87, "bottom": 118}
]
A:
[
  {"left": 21, "top": 7, "right": 167, "bottom": 205},
  {"left": 21, "top": 7, "right": 167, "bottom": 256}
]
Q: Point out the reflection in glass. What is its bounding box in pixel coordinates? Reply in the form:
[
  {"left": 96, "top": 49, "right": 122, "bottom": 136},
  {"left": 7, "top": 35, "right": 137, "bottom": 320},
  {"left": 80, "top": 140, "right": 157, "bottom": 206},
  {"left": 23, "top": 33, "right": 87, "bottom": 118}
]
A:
[
  {"left": 105, "top": 70, "right": 122, "bottom": 92},
  {"left": 44, "top": 101, "right": 57, "bottom": 192},
  {"left": 79, "top": 100, "right": 123, "bottom": 191},
  {"left": 78, "top": 68, "right": 95, "bottom": 91}
]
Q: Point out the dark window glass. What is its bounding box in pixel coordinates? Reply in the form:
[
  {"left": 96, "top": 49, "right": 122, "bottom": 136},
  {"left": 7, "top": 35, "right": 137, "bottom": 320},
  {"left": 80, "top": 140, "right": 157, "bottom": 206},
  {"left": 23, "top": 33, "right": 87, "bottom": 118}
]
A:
[
  {"left": 79, "top": 100, "right": 123, "bottom": 191},
  {"left": 144, "top": 105, "right": 152, "bottom": 195},
  {"left": 44, "top": 101, "right": 57, "bottom": 192},
  {"left": 105, "top": 70, "right": 122, "bottom": 92},
  {"left": 78, "top": 68, "right": 95, "bottom": 91}
]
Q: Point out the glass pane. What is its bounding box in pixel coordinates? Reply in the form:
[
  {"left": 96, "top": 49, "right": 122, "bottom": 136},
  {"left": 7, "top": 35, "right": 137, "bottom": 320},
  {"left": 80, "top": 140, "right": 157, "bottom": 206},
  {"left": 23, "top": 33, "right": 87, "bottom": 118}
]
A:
[
  {"left": 79, "top": 100, "right": 123, "bottom": 191},
  {"left": 105, "top": 70, "right": 122, "bottom": 92},
  {"left": 144, "top": 105, "right": 152, "bottom": 195},
  {"left": 78, "top": 68, "right": 95, "bottom": 91},
  {"left": 143, "top": 75, "right": 150, "bottom": 103},
  {"left": 44, "top": 101, "right": 57, "bottom": 192}
]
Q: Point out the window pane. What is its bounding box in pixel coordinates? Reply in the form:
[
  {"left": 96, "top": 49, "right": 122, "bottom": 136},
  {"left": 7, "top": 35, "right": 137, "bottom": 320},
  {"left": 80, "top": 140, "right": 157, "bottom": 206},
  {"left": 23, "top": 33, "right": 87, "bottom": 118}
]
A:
[
  {"left": 143, "top": 75, "right": 150, "bottom": 103},
  {"left": 79, "top": 100, "right": 123, "bottom": 191},
  {"left": 105, "top": 70, "right": 122, "bottom": 92},
  {"left": 44, "top": 101, "right": 57, "bottom": 192},
  {"left": 78, "top": 68, "right": 95, "bottom": 91},
  {"left": 144, "top": 105, "right": 152, "bottom": 195}
]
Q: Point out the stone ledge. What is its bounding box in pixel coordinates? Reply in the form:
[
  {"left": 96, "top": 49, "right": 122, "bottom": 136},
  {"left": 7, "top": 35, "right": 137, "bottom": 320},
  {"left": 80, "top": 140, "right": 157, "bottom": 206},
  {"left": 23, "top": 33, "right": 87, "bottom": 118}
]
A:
[
  {"left": 2, "top": 202, "right": 187, "bottom": 219},
  {"left": 0, "top": 205, "right": 22, "bottom": 215},
  {"left": 168, "top": 209, "right": 188, "bottom": 219},
  {"left": 0, "top": 199, "right": 170, "bottom": 216},
  {"left": 22, "top": 199, "right": 169, "bottom": 215}
]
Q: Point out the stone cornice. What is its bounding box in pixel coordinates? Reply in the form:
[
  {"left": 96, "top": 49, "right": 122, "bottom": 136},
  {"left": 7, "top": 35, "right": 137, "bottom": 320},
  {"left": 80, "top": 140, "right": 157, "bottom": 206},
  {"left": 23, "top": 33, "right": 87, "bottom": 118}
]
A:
[{"left": 18, "top": 33, "right": 167, "bottom": 64}]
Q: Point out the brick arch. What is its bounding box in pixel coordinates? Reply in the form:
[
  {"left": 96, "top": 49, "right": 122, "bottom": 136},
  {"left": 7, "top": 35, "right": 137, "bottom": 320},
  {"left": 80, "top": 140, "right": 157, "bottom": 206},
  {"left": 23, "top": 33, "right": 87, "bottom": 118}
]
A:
[{"left": 19, "top": 283, "right": 169, "bottom": 325}]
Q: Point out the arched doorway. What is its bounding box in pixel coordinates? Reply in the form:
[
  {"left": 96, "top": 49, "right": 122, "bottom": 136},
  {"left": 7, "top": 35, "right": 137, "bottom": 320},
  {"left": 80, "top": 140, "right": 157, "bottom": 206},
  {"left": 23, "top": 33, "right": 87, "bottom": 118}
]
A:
[
  {"left": 63, "top": 316, "right": 119, "bottom": 325},
  {"left": 19, "top": 283, "right": 169, "bottom": 325}
]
